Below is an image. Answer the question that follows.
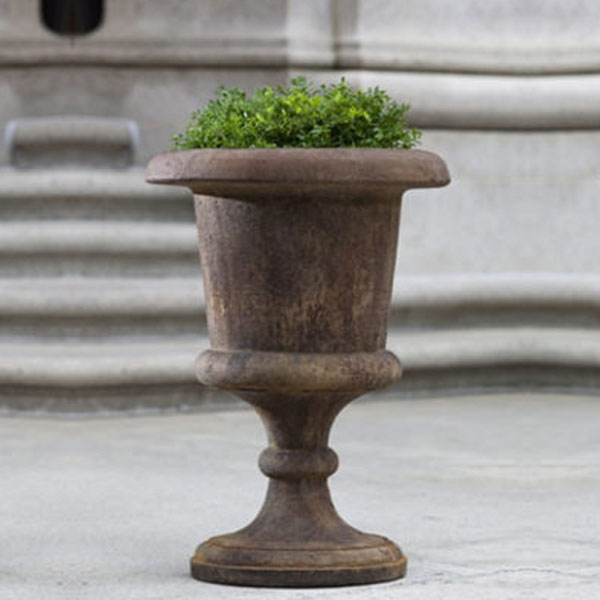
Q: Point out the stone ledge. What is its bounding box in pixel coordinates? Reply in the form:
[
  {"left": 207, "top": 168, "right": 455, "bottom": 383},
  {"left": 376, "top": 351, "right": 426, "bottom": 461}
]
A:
[
  {"left": 0, "top": 39, "right": 332, "bottom": 68},
  {"left": 393, "top": 273, "right": 600, "bottom": 306},
  {"left": 4, "top": 273, "right": 597, "bottom": 320},
  {"left": 0, "top": 168, "right": 193, "bottom": 220},
  {"left": 2, "top": 36, "right": 600, "bottom": 75},
  {"left": 5, "top": 117, "right": 139, "bottom": 169},
  {"left": 0, "top": 278, "right": 203, "bottom": 316},
  {"left": 0, "top": 340, "right": 199, "bottom": 388},
  {"left": 391, "top": 274, "right": 600, "bottom": 328},
  {"left": 295, "top": 70, "right": 600, "bottom": 129},
  {"left": 0, "top": 332, "right": 595, "bottom": 390},
  {"left": 0, "top": 168, "right": 191, "bottom": 204},
  {"left": 0, "top": 220, "right": 197, "bottom": 254},
  {"left": 3, "top": 274, "right": 600, "bottom": 410}
]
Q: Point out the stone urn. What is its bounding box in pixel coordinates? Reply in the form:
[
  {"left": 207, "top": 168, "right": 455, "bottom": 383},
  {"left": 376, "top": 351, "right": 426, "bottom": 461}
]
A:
[{"left": 146, "top": 148, "right": 450, "bottom": 587}]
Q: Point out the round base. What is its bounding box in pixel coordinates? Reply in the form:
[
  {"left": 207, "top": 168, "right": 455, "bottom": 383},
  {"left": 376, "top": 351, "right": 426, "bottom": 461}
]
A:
[{"left": 190, "top": 535, "right": 406, "bottom": 587}]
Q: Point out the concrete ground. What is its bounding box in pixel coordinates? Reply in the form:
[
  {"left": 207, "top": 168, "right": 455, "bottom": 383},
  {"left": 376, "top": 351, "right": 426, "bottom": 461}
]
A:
[{"left": 1, "top": 393, "right": 599, "bottom": 600}]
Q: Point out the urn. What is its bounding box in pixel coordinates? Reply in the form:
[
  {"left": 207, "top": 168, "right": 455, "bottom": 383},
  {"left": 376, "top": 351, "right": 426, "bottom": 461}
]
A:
[{"left": 147, "top": 148, "right": 450, "bottom": 587}]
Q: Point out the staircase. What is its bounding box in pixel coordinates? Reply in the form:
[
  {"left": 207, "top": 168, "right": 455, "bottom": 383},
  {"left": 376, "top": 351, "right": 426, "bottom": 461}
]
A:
[
  {"left": 0, "top": 116, "right": 222, "bottom": 413},
  {"left": 3, "top": 117, "right": 600, "bottom": 413}
]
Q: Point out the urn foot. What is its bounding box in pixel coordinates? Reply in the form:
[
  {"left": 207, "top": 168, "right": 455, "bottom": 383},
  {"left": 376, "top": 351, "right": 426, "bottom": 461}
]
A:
[{"left": 191, "top": 532, "right": 406, "bottom": 587}]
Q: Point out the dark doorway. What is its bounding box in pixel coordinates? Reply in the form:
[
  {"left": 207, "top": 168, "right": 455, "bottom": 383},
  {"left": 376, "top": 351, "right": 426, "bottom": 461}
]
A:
[{"left": 41, "top": 0, "right": 103, "bottom": 37}]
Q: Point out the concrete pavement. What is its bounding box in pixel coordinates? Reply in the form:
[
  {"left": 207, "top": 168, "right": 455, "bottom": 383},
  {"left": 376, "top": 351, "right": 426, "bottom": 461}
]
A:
[{"left": 1, "top": 393, "right": 599, "bottom": 599}]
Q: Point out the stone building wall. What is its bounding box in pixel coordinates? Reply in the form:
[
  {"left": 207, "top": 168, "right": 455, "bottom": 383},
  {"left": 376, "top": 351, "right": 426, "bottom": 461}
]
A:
[{"left": 1, "top": 0, "right": 600, "bottom": 411}]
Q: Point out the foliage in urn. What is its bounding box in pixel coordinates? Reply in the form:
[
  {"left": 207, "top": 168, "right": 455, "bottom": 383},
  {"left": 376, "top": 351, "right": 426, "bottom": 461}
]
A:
[{"left": 172, "top": 77, "right": 421, "bottom": 150}]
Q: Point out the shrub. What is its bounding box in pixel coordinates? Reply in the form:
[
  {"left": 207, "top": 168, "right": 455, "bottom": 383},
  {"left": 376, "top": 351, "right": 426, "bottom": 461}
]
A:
[{"left": 172, "top": 77, "right": 421, "bottom": 150}]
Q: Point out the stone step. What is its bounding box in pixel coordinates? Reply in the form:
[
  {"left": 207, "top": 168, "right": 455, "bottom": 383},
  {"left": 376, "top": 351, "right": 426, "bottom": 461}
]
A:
[
  {"left": 3, "top": 273, "right": 592, "bottom": 317},
  {"left": 0, "top": 339, "right": 200, "bottom": 388},
  {"left": 0, "top": 168, "right": 193, "bottom": 221},
  {"left": 0, "top": 278, "right": 204, "bottom": 338},
  {"left": 0, "top": 338, "right": 215, "bottom": 414},
  {"left": 0, "top": 220, "right": 198, "bottom": 276},
  {"left": 3, "top": 326, "right": 600, "bottom": 413},
  {"left": 391, "top": 327, "right": 600, "bottom": 370},
  {"left": 0, "top": 220, "right": 197, "bottom": 253},
  {"left": 390, "top": 273, "right": 600, "bottom": 329},
  {"left": 2, "top": 274, "right": 600, "bottom": 339},
  {"left": 6, "top": 116, "right": 139, "bottom": 169},
  {"left": 7, "top": 327, "right": 595, "bottom": 386},
  {"left": 388, "top": 327, "right": 600, "bottom": 398}
]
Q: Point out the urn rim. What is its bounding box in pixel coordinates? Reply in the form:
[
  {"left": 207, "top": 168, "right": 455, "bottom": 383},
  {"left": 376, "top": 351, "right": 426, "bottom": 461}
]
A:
[{"left": 146, "top": 148, "right": 450, "bottom": 198}]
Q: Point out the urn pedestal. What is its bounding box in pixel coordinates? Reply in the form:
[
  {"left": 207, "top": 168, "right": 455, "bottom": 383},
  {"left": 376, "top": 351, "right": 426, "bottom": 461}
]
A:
[{"left": 147, "top": 148, "right": 449, "bottom": 587}]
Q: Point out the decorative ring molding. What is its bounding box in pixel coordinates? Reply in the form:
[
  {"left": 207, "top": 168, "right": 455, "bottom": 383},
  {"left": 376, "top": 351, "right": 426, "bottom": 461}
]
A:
[{"left": 196, "top": 350, "right": 401, "bottom": 393}]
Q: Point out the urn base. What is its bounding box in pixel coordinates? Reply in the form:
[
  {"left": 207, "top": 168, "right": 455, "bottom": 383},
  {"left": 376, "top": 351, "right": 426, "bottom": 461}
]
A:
[
  {"left": 192, "top": 349, "right": 406, "bottom": 587},
  {"left": 191, "top": 532, "right": 406, "bottom": 587}
]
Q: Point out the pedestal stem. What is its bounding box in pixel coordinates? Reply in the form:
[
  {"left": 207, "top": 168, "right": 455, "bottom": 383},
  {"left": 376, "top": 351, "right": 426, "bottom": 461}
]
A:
[
  {"left": 243, "top": 391, "right": 350, "bottom": 544},
  {"left": 191, "top": 391, "right": 406, "bottom": 586}
]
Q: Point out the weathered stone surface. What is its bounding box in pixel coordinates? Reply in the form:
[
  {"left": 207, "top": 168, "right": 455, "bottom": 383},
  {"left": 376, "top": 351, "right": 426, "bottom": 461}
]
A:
[
  {"left": 1, "top": 0, "right": 600, "bottom": 409},
  {"left": 0, "top": 0, "right": 334, "bottom": 67},
  {"left": 398, "top": 130, "right": 600, "bottom": 274},
  {"left": 325, "top": 71, "right": 600, "bottom": 129},
  {"left": 334, "top": 0, "right": 600, "bottom": 73},
  {"left": 7, "top": 270, "right": 600, "bottom": 412},
  {"left": 148, "top": 147, "right": 449, "bottom": 586},
  {"left": 3, "top": 0, "right": 600, "bottom": 74},
  {"left": 6, "top": 116, "right": 138, "bottom": 169},
  {"left": 0, "top": 117, "right": 203, "bottom": 411}
]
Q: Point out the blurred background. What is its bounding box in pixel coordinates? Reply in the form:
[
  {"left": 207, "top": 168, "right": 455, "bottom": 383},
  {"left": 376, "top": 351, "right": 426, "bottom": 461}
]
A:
[{"left": 2, "top": 0, "right": 600, "bottom": 413}]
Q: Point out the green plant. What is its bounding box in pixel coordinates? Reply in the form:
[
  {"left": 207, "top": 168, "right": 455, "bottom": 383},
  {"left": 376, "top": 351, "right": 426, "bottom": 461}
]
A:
[{"left": 172, "top": 77, "right": 421, "bottom": 150}]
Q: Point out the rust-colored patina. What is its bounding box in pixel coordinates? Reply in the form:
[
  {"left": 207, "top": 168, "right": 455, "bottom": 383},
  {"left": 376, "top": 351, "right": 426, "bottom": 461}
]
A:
[{"left": 147, "top": 148, "right": 450, "bottom": 587}]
